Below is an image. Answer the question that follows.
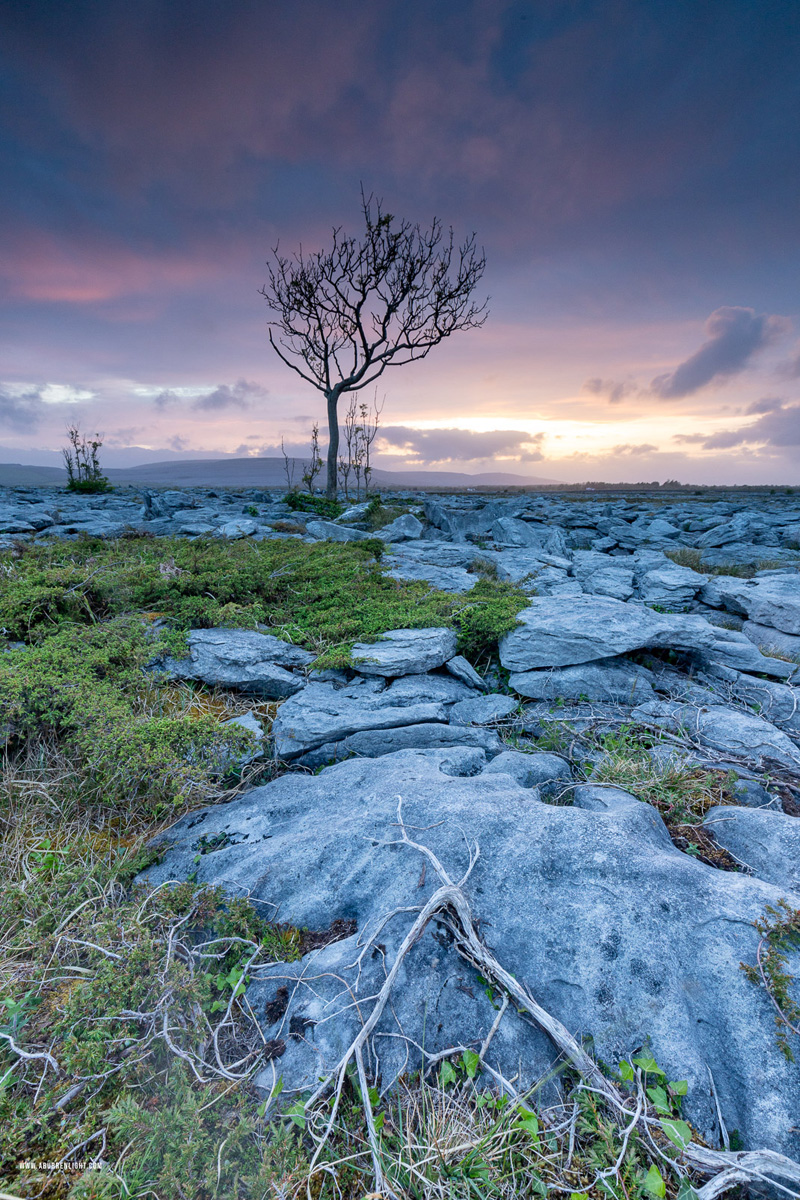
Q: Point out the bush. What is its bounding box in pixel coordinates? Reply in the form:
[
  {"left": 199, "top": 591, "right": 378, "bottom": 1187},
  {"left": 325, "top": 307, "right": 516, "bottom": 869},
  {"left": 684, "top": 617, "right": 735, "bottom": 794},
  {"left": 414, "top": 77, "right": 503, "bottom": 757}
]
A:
[{"left": 284, "top": 491, "right": 343, "bottom": 519}]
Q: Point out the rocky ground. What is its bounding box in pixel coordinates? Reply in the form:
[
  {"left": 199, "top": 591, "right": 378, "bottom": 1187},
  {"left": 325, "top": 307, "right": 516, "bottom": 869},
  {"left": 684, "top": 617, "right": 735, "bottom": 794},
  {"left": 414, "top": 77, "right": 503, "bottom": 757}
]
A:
[{"left": 3, "top": 483, "right": 800, "bottom": 1194}]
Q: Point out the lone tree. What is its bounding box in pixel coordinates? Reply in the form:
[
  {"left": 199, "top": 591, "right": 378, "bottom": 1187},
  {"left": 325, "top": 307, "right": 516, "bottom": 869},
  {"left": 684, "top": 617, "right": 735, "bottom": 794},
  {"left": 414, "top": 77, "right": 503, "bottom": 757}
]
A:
[{"left": 260, "top": 190, "right": 488, "bottom": 498}]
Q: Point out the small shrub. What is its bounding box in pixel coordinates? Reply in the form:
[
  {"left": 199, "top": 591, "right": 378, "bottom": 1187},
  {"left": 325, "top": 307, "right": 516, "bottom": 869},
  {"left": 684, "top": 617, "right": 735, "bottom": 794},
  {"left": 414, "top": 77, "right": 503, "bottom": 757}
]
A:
[
  {"left": 284, "top": 491, "right": 342, "bottom": 519},
  {"left": 63, "top": 424, "right": 111, "bottom": 493}
]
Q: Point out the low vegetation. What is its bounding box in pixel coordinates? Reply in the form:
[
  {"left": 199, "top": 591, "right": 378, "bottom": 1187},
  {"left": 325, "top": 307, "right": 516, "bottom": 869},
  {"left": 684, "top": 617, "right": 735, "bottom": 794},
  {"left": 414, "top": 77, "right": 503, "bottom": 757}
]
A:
[
  {"left": 664, "top": 547, "right": 791, "bottom": 577},
  {"left": 0, "top": 533, "right": 780, "bottom": 1196}
]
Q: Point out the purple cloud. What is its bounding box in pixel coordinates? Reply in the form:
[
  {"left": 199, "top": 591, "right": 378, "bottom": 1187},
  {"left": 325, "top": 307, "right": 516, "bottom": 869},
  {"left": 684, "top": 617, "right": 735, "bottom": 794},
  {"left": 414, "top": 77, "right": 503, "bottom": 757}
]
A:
[
  {"left": 651, "top": 307, "right": 786, "bottom": 399},
  {"left": 378, "top": 426, "right": 545, "bottom": 462},
  {"left": 673, "top": 399, "right": 800, "bottom": 449}
]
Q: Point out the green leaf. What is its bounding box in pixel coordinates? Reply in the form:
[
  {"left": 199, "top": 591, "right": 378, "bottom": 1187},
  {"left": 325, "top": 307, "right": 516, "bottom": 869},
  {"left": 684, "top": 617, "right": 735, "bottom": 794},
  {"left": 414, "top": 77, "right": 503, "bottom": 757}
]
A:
[
  {"left": 619, "top": 1059, "right": 635, "bottom": 1081},
  {"left": 285, "top": 1100, "right": 306, "bottom": 1129},
  {"left": 439, "top": 1061, "right": 457, "bottom": 1087},
  {"left": 669, "top": 1078, "right": 688, "bottom": 1096},
  {"left": 660, "top": 1118, "right": 693, "bottom": 1149},
  {"left": 531, "top": 1179, "right": 548, "bottom": 1198},
  {"left": 570, "top": 1193, "right": 590, "bottom": 1200},
  {"left": 461, "top": 1049, "right": 480, "bottom": 1079},
  {"left": 374, "top": 1111, "right": 385, "bottom": 1132},
  {"left": 514, "top": 1109, "right": 541, "bottom": 1145},
  {"left": 368, "top": 1086, "right": 380, "bottom": 1106},
  {"left": 647, "top": 1083, "right": 671, "bottom": 1114},
  {"left": 677, "top": 1179, "right": 699, "bottom": 1200},
  {"left": 644, "top": 1165, "right": 666, "bottom": 1198},
  {"left": 632, "top": 1053, "right": 662, "bottom": 1076}
]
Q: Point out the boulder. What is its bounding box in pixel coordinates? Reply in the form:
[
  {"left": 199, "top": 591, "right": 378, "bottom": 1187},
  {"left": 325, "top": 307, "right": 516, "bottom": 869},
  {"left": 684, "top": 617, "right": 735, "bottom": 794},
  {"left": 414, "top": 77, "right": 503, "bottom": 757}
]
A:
[
  {"left": 508, "top": 657, "right": 656, "bottom": 704},
  {"left": 632, "top": 700, "right": 800, "bottom": 771},
  {"left": 704, "top": 806, "right": 800, "bottom": 891},
  {"left": 161, "top": 629, "right": 313, "bottom": 698},
  {"left": 743, "top": 620, "right": 800, "bottom": 663},
  {"left": 499, "top": 596, "right": 716, "bottom": 671},
  {"left": 140, "top": 749, "right": 800, "bottom": 1155},
  {"left": 449, "top": 693, "right": 518, "bottom": 725},
  {"left": 270, "top": 678, "right": 448, "bottom": 758},
  {"left": 445, "top": 654, "right": 487, "bottom": 690},
  {"left": 378, "top": 513, "right": 424, "bottom": 542},
  {"left": 728, "top": 776, "right": 781, "bottom": 810},
  {"left": 383, "top": 673, "right": 473, "bottom": 705},
  {"left": 218, "top": 518, "right": 257, "bottom": 539},
  {"left": 731, "top": 675, "right": 800, "bottom": 733},
  {"left": 491, "top": 517, "right": 568, "bottom": 557},
  {"left": 482, "top": 749, "right": 572, "bottom": 796},
  {"left": 306, "top": 519, "right": 370, "bottom": 542},
  {"left": 698, "top": 626, "right": 797, "bottom": 679},
  {"left": 633, "top": 557, "right": 707, "bottom": 610},
  {"left": 351, "top": 627, "right": 458, "bottom": 677},
  {"left": 699, "top": 574, "right": 800, "bottom": 635},
  {"left": 295, "top": 722, "right": 504, "bottom": 768}
]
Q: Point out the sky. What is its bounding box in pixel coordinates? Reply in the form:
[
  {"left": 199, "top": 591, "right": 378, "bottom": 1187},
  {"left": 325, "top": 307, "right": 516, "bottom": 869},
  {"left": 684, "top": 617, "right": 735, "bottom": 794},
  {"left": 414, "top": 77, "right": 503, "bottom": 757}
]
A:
[{"left": 2, "top": 0, "right": 800, "bottom": 485}]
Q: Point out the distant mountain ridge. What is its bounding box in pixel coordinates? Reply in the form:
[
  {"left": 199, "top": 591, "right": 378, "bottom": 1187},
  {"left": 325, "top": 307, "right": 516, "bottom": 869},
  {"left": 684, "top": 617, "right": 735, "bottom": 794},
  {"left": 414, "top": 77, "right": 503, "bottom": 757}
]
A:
[{"left": 0, "top": 457, "right": 562, "bottom": 489}]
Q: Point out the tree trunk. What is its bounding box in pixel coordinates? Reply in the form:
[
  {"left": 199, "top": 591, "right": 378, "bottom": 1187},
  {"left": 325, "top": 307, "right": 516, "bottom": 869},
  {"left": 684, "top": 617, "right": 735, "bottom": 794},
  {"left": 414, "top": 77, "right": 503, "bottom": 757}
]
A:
[{"left": 325, "top": 388, "right": 341, "bottom": 500}]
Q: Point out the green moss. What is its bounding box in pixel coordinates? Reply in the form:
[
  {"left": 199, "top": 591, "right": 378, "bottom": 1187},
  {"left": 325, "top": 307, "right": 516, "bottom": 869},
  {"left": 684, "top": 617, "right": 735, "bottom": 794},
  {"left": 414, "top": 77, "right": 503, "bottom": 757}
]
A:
[
  {"left": 284, "top": 490, "right": 343, "bottom": 518},
  {"left": 0, "top": 536, "right": 525, "bottom": 663},
  {"left": 0, "top": 619, "right": 256, "bottom": 814}
]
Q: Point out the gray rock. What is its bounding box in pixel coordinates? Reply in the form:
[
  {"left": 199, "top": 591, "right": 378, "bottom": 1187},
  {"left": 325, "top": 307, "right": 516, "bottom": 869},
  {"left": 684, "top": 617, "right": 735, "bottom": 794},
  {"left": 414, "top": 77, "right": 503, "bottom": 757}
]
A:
[
  {"left": 295, "top": 723, "right": 504, "bottom": 767},
  {"left": 352, "top": 627, "right": 458, "bottom": 677},
  {"left": 482, "top": 749, "right": 572, "bottom": 796},
  {"left": 140, "top": 749, "right": 800, "bottom": 1155},
  {"left": 490, "top": 517, "right": 568, "bottom": 557},
  {"left": 699, "top": 574, "right": 800, "bottom": 635},
  {"left": 385, "top": 558, "right": 477, "bottom": 593},
  {"left": 306, "top": 519, "right": 370, "bottom": 542},
  {"left": 383, "top": 673, "right": 474, "bottom": 705},
  {"left": 573, "top": 784, "right": 653, "bottom": 817},
  {"left": 732, "top": 675, "right": 800, "bottom": 733},
  {"left": 698, "top": 626, "right": 797, "bottom": 679},
  {"left": 508, "top": 657, "right": 656, "bottom": 704},
  {"left": 449, "top": 693, "right": 518, "bottom": 725},
  {"left": 271, "top": 679, "right": 448, "bottom": 758},
  {"left": 219, "top": 518, "right": 257, "bottom": 539},
  {"left": 378, "top": 513, "right": 424, "bottom": 542},
  {"left": 743, "top": 620, "right": 800, "bottom": 663},
  {"left": 704, "top": 806, "right": 800, "bottom": 890},
  {"left": 728, "top": 776, "right": 781, "bottom": 811},
  {"left": 634, "top": 557, "right": 707, "bottom": 610},
  {"left": 445, "top": 654, "right": 487, "bottom": 690},
  {"left": 162, "top": 629, "right": 313, "bottom": 697},
  {"left": 499, "top": 596, "right": 716, "bottom": 671},
  {"left": 581, "top": 566, "right": 635, "bottom": 601},
  {"left": 632, "top": 700, "right": 800, "bottom": 771}
]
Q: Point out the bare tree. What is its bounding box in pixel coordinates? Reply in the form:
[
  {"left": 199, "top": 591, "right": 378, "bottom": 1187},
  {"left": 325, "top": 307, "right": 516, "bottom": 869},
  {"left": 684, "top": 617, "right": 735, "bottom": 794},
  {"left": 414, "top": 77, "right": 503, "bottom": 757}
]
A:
[{"left": 261, "top": 189, "right": 488, "bottom": 498}]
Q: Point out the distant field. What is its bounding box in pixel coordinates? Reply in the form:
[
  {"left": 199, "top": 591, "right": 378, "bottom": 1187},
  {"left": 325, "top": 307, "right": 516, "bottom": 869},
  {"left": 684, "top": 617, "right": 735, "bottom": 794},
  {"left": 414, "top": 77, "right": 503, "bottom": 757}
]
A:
[{"left": 0, "top": 456, "right": 561, "bottom": 489}]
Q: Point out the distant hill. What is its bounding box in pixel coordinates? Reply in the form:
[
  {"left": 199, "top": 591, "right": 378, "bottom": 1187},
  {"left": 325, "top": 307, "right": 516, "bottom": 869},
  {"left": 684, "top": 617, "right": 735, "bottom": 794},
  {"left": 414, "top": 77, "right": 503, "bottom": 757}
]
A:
[{"left": 0, "top": 457, "right": 562, "bottom": 490}]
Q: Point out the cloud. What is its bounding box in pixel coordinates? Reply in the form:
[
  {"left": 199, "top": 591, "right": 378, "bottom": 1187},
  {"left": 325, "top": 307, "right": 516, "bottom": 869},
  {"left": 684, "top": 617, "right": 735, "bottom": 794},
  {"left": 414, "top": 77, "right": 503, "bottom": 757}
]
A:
[
  {"left": 191, "top": 378, "right": 268, "bottom": 412},
  {"left": 611, "top": 443, "right": 659, "bottom": 455},
  {"left": 744, "top": 396, "right": 783, "bottom": 415},
  {"left": 673, "top": 399, "right": 800, "bottom": 449},
  {"left": 0, "top": 385, "right": 45, "bottom": 432},
  {"left": 154, "top": 389, "right": 181, "bottom": 410},
  {"left": 377, "top": 426, "right": 545, "bottom": 463},
  {"left": 651, "top": 307, "right": 787, "bottom": 399},
  {"left": 582, "top": 378, "right": 641, "bottom": 404}
]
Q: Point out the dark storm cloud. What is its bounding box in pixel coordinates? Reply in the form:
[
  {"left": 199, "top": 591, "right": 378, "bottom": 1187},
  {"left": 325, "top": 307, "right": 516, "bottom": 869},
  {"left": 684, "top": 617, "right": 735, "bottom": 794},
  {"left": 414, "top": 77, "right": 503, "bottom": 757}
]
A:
[
  {"left": 651, "top": 307, "right": 786, "bottom": 399},
  {"left": 0, "top": 386, "right": 44, "bottom": 431},
  {"left": 674, "top": 400, "right": 800, "bottom": 449},
  {"left": 191, "top": 379, "right": 268, "bottom": 412},
  {"left": 379, "top": 426, "right": 544, "bottom": 462}
]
